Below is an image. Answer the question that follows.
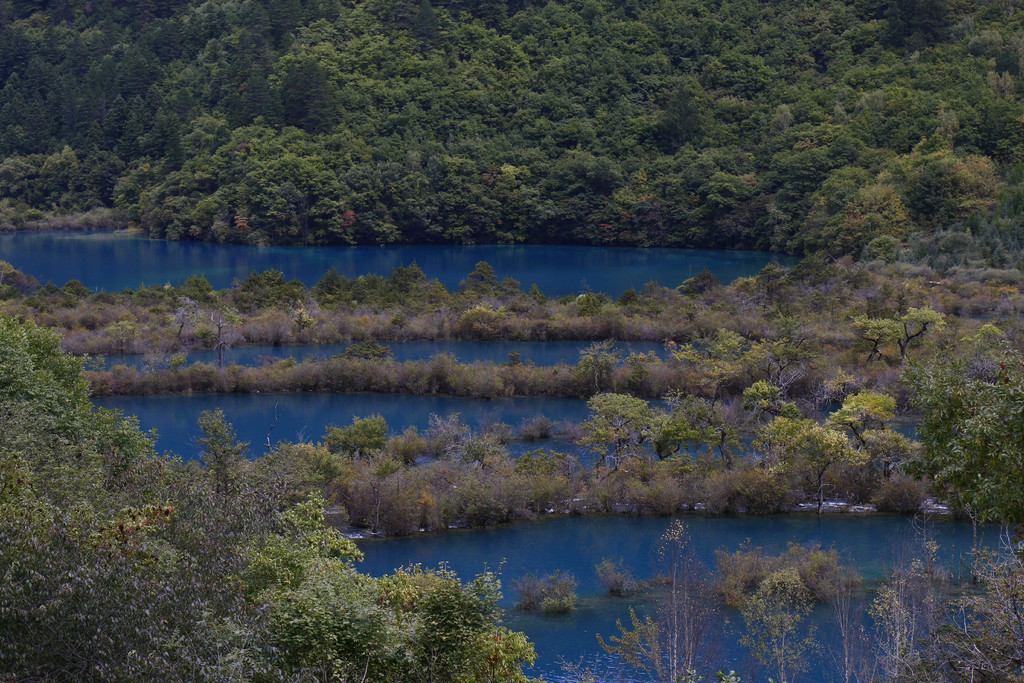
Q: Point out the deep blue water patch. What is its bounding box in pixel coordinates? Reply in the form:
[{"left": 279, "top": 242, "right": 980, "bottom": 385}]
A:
[
  {"left": 2, "top": 230, "right": 794, "bottom": 295},
  {"left": 355, "top": 514, "right": 1002, "bottom": 682},
  {"left": 94, "top": 392, "right": 595, "bottom": 458}
]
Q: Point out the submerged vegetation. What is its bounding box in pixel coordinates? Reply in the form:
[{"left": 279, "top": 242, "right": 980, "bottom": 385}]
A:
[
  {"left": 4, "top": 270, "right": 1024, "bottom": 678},
  {"left": 593, "top": 521, "right": 1024, "bottom": 683},
  {"left": 1, "top": 257, "right": 1019, "bottom": 404},
  {"left": 1, "top": 253, "right": 1021, "bottom": 529},
  {"left": 513, "top": 571, "right": 579, "bottom": 614},
  {"left": 6, "top": 309, "right": 1021, "bottom": 682}
]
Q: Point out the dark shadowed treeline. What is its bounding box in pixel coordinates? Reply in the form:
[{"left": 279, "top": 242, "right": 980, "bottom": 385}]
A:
[{"left": 2, "top": 0, "right": 1024, "bottom": 256}]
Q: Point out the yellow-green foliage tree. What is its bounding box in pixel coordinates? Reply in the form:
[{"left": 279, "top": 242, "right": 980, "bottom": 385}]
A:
[
  {"left": 758, "top": 417, "right": 865, "bottom": 512},
  {"left": 741, "top": 569, "right": 817, "bottom": 683},
  {"left": 827, "top": 390, "right": 895, "bottom": 447},
  {"left": 578, "top": 392, "right": 663, "bottom": 470},
  {"left": 656, "top": 392, "right": 740, "bottom": 469}
]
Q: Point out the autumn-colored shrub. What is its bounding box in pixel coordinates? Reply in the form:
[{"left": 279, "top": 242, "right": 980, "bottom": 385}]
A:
[
  {"left": 716, "top": 543, "right": 848, "bottom": 607},
  {"left": 596, "top": 559, "right": 643, "bottom": 596}
]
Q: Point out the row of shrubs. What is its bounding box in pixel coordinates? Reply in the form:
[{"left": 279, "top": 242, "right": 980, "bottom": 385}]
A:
[
  {"left": 340, "top": 455, "right": 932, "bottom": 535},
  {"left": 10, "top": 255, "right": 1023, "bottom": 388},
  {"left": 88, "top": 354, "right": 733, "bottom": 400},
  {"left": 274, "top": 420, "right": 938, "bottom": 537}
]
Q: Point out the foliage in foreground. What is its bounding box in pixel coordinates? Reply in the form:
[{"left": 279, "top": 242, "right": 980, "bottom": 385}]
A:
[
  {"left": 0, "top": 316, "right": 541, "bottom": 681},
  {"left": 906, "top": 333, "right": 1024, "bottom": 524}
]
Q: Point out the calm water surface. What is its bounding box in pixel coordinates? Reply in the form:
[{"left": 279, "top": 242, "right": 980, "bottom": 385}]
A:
[
  {"left": 94, "top": 393, "right": 595, "bottom": 458},
  {"left": 46, "top": 230, "right": 943, "bottom": 681},
  {"left": 97, "top": 340, "right": 668, "bottom": 369},
  {"left": 356, "top": 514, "right": 1001, "bottom": 682},
  {"left": 94, "top": 392, "right": 891, "bottom": 462},
  {"left": 1, "top": 230, "right": 794, "bottom": 295}
]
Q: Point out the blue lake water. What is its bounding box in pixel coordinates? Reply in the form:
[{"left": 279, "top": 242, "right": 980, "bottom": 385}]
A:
[
  {"left": 94, "top": 393, "right": 595, "bottom": 458},
  {"left": 94, "top": 393, "right": 739, "bottom": 467},
  {"left": 97, "top": 340, "right": 668, "bottom": 369},
  {"left": 94, "top": 391, "right": 904, "bottom": 464},
  {"left": 8, "top": 227, "right": 969, "bottom": 682},
  {"left": 355, "top": 514, "right": 1001, "bottom": 682},
  {"left": 0, "top": 230, "right": 794, "bottom": 295}
]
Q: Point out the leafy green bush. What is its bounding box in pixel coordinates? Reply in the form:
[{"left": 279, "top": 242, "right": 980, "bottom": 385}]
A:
[{"left": 325, "top": 415, "right": 389, "bottom": 457}]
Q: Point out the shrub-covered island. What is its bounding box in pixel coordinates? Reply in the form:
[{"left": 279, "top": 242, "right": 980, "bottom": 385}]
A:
[{"left": 4, "top": 0, "right": 1024, "bottom": 678}]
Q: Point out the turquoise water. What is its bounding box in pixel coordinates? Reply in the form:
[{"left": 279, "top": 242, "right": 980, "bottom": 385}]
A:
[
  {"left": 0, "top": 230, "right": 794, "bottom": 295},
  {"left": 355, "top": 514, "right": 1001, "bottom": 682},
  {"left": 98, "top": 340, "right": 668, "bottom": 369}
]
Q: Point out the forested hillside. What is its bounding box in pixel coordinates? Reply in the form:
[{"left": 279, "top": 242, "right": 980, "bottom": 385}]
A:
[{"left": 2, "top": 0, "right": 1024, "bottom": 258}]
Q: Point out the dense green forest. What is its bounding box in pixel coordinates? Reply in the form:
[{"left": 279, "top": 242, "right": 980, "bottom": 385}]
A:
[{"left": 3, "top": 0, "right": 1024, "bottom": 259}]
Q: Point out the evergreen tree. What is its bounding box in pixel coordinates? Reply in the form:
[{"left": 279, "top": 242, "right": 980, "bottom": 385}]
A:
[{"left": 197, "top": 408, "right": 249, "bottom": 495}]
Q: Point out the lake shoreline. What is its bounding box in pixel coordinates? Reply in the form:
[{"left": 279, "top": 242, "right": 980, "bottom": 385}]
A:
[
  {"left": 0, "top": 209, "right": 132, "bottom": 234},
  {"left": 0, "top": 222, "right": 799, "bottom": 257},
  {"left": 334, "top": 495, "right": 959, "bottom": 541},
  {"left": 0, "top": 228, "right": 795, "bottom": 294}
]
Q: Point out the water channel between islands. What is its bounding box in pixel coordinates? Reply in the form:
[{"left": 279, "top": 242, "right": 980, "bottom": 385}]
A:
[{"left": 18, "top": 230, "right": 950, "bottom": 682}]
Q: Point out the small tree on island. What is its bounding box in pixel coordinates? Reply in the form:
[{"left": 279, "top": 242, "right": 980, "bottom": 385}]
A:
[
  {"left": 741, "top": 569, "right": 817, "bottom": 683},
  {"left": 577, "top": 392, "right": 662, "bottom": 471},
  {"left": 758, "top": 417, "right": 864, "bottom": 513}
]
